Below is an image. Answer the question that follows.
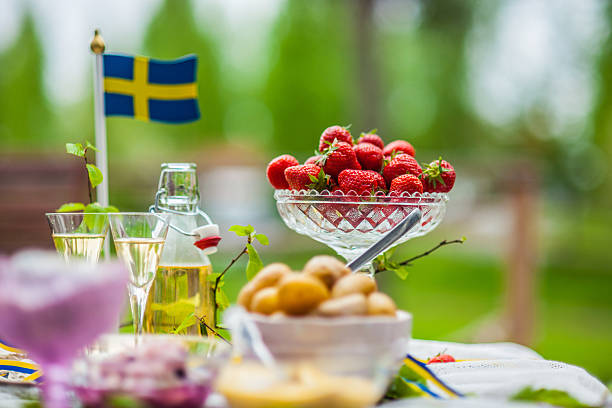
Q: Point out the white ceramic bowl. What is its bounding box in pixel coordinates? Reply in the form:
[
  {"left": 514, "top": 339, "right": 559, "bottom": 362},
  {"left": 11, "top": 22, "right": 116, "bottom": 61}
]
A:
[{"left": 249, "top": 310, "right": 412, "bottom": 366}]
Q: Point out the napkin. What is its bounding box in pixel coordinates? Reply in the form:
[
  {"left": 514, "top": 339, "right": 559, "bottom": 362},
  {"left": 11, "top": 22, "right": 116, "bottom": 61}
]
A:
[{"left": 399, "top": 339, "right": 610, "bottom": 407}]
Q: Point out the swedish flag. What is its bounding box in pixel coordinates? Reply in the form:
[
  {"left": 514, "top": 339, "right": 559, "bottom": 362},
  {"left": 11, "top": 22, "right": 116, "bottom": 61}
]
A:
[{"left": 103, "top": 54, "right": 200, "bottom": 123}]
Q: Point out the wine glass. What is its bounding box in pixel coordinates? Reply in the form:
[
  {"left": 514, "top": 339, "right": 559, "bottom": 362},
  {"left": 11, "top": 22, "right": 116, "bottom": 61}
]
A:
[
  {"left": 46, "top": 212, "right": 109, "bottom": 263},
  {"left": 0, "top": 250, "right": 128, "bottom": 408},
  {"left": 108, "top": 213, "right": 170, "bottom": 342}
]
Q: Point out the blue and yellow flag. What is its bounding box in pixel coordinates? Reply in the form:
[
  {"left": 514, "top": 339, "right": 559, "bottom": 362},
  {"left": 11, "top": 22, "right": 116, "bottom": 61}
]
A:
[{"left": 103, "top": 54, "right": 200, "bottom": 123}]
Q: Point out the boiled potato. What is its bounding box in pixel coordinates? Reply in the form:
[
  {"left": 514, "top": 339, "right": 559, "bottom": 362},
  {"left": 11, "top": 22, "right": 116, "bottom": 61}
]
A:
[
  {"left": 278, "top": 273, "right": 330, "bottom": 315},
  {"left": 316, "top": 293, "right": 367, "bottom": 317},
  {"left": 303, "top": 255, "right": 350, "bottom": 288},
  {"left": 250, "top": 287, "right": 280, "bottom": 315},
  {"left": 367, "top": 292, "right": 397, "bottom": 316},
  {"left": 251, "top": 263, "right": 291, "bottom": 289},
  {"left": 237, "top": 282, "right": 258, "bottom": 311},
  {"left": 331, "top": 274, "right": 377, "bottom": 298},
  {"left": 237, "top": 263, "right": 290, "bottom": 310}
]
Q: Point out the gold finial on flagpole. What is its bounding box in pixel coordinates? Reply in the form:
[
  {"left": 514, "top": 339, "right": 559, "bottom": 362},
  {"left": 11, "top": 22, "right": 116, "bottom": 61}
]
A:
[{"left": 90, "top": 29, "right": 105, "bottom": 54}]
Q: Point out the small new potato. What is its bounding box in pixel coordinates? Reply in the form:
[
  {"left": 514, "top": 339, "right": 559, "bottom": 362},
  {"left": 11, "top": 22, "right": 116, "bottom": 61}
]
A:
[
  {"left": 316, "top": 293, "right": 367, "bottom": 317},
  {"left": 331, "top": 274, "right": 377, "bottom": 298},
  {"left": 237, "top": 282, "right": 258, "bottom": 311},
  {"left": 367, "top": 292, "right": 397, "bottom": 316},
  {"left": 237, "top": 263, "right": 290, "bottom": 311},
  {"left": 251, "top": 263, "right": 291, "bottom": 289},
  {"left": 303, "top": 255, "right": 351, "bottom": 288},
  {"left": 278, "top": 273, "right": 330, "bottom": 315},
  {"left": 250, "top": 287, "right": 280, "bottom": 315}
]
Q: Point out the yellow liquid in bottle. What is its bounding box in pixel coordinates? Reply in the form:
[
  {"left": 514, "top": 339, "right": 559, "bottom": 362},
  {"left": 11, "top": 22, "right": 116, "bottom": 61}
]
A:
[{"left": 144, "top": 264, "right": 215, "bottom": 336}]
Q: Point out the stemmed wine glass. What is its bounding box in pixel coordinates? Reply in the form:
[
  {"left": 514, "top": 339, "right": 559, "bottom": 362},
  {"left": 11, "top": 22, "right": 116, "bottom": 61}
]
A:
[
  {"left": 108, "top": 213, "right": 169, "bottom": 342},
  {"left": 46, "top": 212, "right": 109, "bottom": 263}
]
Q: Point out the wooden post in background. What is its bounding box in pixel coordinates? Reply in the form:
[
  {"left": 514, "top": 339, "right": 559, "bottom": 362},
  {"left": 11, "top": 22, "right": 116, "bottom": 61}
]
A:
[{"left": 504, "top": 162, "right": 539, "bottom": 345}]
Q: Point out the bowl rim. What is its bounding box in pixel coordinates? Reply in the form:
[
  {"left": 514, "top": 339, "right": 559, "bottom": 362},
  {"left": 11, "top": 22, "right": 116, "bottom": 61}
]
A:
[
  {"left": 248, "top": 310, "right": 412, "bottom": 326},
  {"left": 274, "top": 189, "right": 448, "bottom": 200}
]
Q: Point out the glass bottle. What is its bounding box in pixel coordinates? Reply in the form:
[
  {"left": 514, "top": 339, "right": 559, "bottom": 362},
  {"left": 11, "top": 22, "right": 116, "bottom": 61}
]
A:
[{"left": 144, "top": 163, "right": 215, "bottom": 336}]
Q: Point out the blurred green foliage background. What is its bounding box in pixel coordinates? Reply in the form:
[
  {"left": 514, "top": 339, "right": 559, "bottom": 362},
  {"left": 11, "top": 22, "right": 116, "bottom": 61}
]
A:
[{"left": 0, "top": 0, "right": 610, "bottom": 382}]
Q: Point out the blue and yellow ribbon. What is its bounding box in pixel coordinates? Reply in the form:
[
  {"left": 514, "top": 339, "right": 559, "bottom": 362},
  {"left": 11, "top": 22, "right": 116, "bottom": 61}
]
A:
[
  {"left": 0, "top": 359, "right": 41, "bottom": 383},
  {"left": 402, "top": 354, "right": 464, "bottom": 399}
]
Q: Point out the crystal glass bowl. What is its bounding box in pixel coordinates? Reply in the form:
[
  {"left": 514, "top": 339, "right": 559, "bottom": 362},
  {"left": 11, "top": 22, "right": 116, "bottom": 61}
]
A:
[
  {"left": 72, "top": 334, "right": 230, "bottom": 408},
  {"left": 274, "top": 190, "right": 449, "bottom": 272}
]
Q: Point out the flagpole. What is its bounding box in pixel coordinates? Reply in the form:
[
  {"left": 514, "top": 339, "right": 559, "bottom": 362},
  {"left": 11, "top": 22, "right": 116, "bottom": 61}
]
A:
[{"left": 91, "top": 29, "right": 110, "bottom": 259}]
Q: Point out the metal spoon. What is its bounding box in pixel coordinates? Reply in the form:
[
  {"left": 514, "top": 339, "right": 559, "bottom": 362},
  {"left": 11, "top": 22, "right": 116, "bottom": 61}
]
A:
[{"left": 346, "top": 208, "right": 422, "bottom": 272}]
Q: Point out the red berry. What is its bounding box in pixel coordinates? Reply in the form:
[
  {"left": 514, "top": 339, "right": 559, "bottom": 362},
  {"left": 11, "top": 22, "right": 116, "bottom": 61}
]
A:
[
  {"left": 284, "top": 165, "right": 329, "bottom": 191},
  {"left": 338, "top": 169, "right": 382, "bottom": 195},
  {"left": 389, "top": 174, "right": 423, "bottom": 194},
  {"left": 353, "top": 143, "right": 383, "bottom": 171},
  {"left": 305, "top": 155, "right": 322, "bottom": 166},
  {"left": 427, "top": 354, "right": 456, "bottom": 364},
  {"left": 421, "top": 159, "right": 455, "bottom": 193},
  {"left": 266, "top": 154, "right": 299, "bottom": 189},
  {"left": 383, "top": 140, "right": 415, "bottom": 157},
  {"left": 319, "top": 125, "right": 353, "bottom": 152},
  {"left": 320, "top": 141, "right": 361, "bottom": 178},
  {"left": 357, "top": 132, "right": 384, "bottom": 150},
  {"left": 364, "top": 170, "right": 386, "bottom": 190},
  {"left": 382, "top": 154, "right": 422, "bottom": 185}
]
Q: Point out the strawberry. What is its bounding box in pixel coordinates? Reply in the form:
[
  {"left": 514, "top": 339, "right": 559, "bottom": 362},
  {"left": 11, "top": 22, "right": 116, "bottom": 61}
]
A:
[
  {"left": 389, "top": 174, "right": 423, "bottom": 194},
  {"left": 383, "top": 140, "right": 415, "bottom": 157},
  {"left": 319, "top": 125, "right": 353, "bottom": 152},
  {"left": 364, "top": 170, "right": 386, "bottom": 190},
  {"left": 266, "top": 154, "right": 299, "bottom": 189},
  {"left": 357, "top": 130, "right": 384, "bottom": 150},
  {"left": 338, "top": 169, "right": 382, "bottom": 195},
  {"left": 382, "top": 154, "right": 422, "bottom": 185},
  {"left": 353, "top": 143, "right": 383, "bottom": 171},
  {"left": 304, "top": 155, "right": 322, "bottom": 166},
  {"left": 421, "top": 158, "right": 455, "bottom": 193},
  {"left": 284, "top": 165, "right": 330, "bottom": 191},
  {"left": 427, "top": 354, "right": 456, "bottom": 364},
  {"left": 320, "top": 141, "right": 361, "bottom": 178}
]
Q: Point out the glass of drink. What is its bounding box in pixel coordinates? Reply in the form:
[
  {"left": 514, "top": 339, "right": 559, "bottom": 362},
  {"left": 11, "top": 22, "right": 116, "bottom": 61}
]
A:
[
  {"left": 46, "top": 212, "right": 109, "bottom": 263},
  {"left": 109, "top": 213, "right": 170, "bottom": 342},
  {"left": 0, "top": 250, "right": 128, "bottom": 408}
]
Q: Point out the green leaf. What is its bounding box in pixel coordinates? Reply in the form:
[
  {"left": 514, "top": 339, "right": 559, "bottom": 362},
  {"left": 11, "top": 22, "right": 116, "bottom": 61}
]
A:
[
  {"left": 56, "top": 202, "right": 86, "bottom": 212},
  {"left": 172, "top": 313, "right": 197, "bottom": 334},
  {"left": 392, "top": 264, "right": 411, "bottom": 280},
  {"left": 511, "top": 387, "right": 593, "bottom": 408},
  {"left": 254, "top": 233, "right": 269, "bottom": 246},
  {"left": 217, "top": 287, "right": 230, "bottom": 310},
  {"left": 86, "top": 163, "right": 103, "bottom": 188},
  {"left": 207, "top": 272, "right": 221, "bottom": 282},
  {"left": 66, "top": 143, "right": 85, "bottom": 157},
  {"left": 229, "top": 224, "right": 254, "bottom": 237},
  {"left": 85, "top": 140, "right": 99, "bottom": 152},
  {"left": 104, "top": 205, "right": 120, "bottom": 213},
  {"left": 385, "top": 375, "right": 423, "bottom": 400},
  {"left": 245, "top": 243, "right": 264, "bottom": 280},
  {"left": 84, "top": 202, "right": 105, "bottom": 212}
]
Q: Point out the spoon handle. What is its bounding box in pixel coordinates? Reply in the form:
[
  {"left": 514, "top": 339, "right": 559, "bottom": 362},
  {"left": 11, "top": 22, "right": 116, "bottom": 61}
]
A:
[{"left": 346, "top": 208, "right": 422, "bottom": 273}]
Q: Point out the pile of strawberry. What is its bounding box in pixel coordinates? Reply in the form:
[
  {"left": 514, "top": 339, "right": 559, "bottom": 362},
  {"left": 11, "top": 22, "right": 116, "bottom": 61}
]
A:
[{"left": 266, "top": 125, "right": 456, "bottom": 195}]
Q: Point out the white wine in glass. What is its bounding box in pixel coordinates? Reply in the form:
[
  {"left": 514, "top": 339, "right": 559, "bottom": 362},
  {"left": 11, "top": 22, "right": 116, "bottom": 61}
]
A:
[
  {"left": 109, "top": 213, "right": 170, "bottom": 343},
  {"left": 114, "top": 238, "right": 165, "bottom": 288},
  {"left": 52, "top": 234, "right": 106, "bottom": 263},
  {"left": 46, "top": 213, "right": 110, "bottom": 264}
]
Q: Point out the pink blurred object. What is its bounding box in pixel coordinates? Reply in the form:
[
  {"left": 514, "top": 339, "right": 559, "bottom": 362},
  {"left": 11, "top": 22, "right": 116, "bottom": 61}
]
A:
[{"left": 0, "top": 250, "right": 128, "bottom": 408}]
